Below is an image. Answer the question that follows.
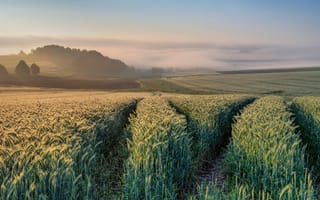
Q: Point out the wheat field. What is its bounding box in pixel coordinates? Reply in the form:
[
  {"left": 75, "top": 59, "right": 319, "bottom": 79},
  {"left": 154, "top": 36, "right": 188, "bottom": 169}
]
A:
[{"left": 0, "top": 90, "right": 319, "bottom": 199}]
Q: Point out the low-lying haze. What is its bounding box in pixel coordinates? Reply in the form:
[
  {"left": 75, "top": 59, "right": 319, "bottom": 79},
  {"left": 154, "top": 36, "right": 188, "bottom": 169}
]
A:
[{"left": 1, "top": 0, "right": 319, "bottom": 70}]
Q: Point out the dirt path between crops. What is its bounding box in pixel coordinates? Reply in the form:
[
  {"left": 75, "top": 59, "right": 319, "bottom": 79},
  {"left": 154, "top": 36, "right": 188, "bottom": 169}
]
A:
[
  {"left": 197, "top": 152, "right": 226, "bottom": 186},
  {"left": 312, "top": 175, "right": 320, "bottom": 195}
]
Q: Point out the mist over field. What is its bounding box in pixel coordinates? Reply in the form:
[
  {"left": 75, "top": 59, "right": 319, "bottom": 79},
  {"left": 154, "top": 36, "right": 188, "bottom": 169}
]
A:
[{"left": 1, "top": 36, "right": 320, "bottom": 70}]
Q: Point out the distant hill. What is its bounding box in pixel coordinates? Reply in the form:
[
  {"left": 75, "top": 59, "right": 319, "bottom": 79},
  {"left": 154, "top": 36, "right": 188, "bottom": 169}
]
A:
[{"left": 0, "top": 45, "right": 132, "bottom": 78}]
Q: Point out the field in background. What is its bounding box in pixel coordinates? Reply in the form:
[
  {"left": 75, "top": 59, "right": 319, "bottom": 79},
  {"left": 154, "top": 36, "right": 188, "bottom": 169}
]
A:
[
  {"left": 140, "top": 70, "right": 320, "bottom": 96},
  {"left": 2, "top": 67, "right": 320, "bottom": 95}
]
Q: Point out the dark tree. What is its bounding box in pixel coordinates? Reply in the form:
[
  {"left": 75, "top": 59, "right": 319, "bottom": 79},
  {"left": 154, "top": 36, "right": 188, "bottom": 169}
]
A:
[
  {"left": 0, "top": 64, "right": 9, "bottom": 76},
  {"left": 15, "top": 60, "right": 30, "bottom": 76},
  {"left": 30, "top": 63, "right": 40, "bottom": 75}
]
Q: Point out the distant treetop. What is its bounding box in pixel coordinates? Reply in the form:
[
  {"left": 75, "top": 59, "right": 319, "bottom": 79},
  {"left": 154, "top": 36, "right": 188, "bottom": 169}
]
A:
[
  {"left": 19, "top": 50, "right": 27, "bottom": 57},
  {"left": 30, "top": 63, "right": 40, "bottom": 75},
  {"left": 15, "top": 60, "right": 30, "bottom": 76},
  {"left": 30, "top": 45, "right": 105, "bottom": 59},
  {"left": 0, "top": 64, "right": 9, "bottom": 76}
]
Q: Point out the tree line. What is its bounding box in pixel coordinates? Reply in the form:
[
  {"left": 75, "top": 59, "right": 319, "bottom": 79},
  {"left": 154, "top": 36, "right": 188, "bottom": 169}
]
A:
[{"left": 0, "top": 60, "right": 40, "bottom": 77}]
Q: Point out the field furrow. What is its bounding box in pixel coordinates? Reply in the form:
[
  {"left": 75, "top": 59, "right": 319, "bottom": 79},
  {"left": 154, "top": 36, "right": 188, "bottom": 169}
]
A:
[{"left": 167, "top": 95, "right": 255, "bottom": 171}]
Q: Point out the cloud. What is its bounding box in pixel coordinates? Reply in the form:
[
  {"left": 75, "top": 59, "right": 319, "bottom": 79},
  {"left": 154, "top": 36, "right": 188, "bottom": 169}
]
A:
[{"left": 0, "top": 35, "right": 319, "bottom": 70}]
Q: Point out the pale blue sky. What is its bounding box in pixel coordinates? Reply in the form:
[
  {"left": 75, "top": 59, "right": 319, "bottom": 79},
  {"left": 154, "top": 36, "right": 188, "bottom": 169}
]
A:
[{"left": 0, "top": 0, "right": 320, "bottom": 69}]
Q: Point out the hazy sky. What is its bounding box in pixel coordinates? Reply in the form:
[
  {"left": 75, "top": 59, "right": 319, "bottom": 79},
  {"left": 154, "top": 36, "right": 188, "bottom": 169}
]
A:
[{"left": 1, "top": 0, "right": 320, "bottom": 69}]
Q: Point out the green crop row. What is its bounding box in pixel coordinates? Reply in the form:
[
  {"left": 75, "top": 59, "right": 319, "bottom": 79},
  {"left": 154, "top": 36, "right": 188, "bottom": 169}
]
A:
[
  {"left": 291, "top": 97, "right": 320, "bottom": 167},
  {"left": 122, "top": 96, "right": 193, "bottom": 199},
  {"left": 222, "top": 96, "right": 314, "bottom": 199},
  {"left": 291, "top": 97, "right": 320, "bottom": 197},
  {"left": 0, "top": 94, "right": 140, "bottom": 200},
  {"left": 167, "top": 94, "right": 255, "bottom": 170}
]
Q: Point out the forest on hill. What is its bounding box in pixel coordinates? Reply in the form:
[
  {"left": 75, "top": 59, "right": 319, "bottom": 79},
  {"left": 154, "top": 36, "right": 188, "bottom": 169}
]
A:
[{"left": 0, "top": 45, "right": 133, "bottom": 78}]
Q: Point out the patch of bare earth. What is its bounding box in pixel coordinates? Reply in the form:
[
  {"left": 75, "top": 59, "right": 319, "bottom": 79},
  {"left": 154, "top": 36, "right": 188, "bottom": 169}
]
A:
[{"left": 197, "top": 153, "right": 225, "bottom": 186}]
